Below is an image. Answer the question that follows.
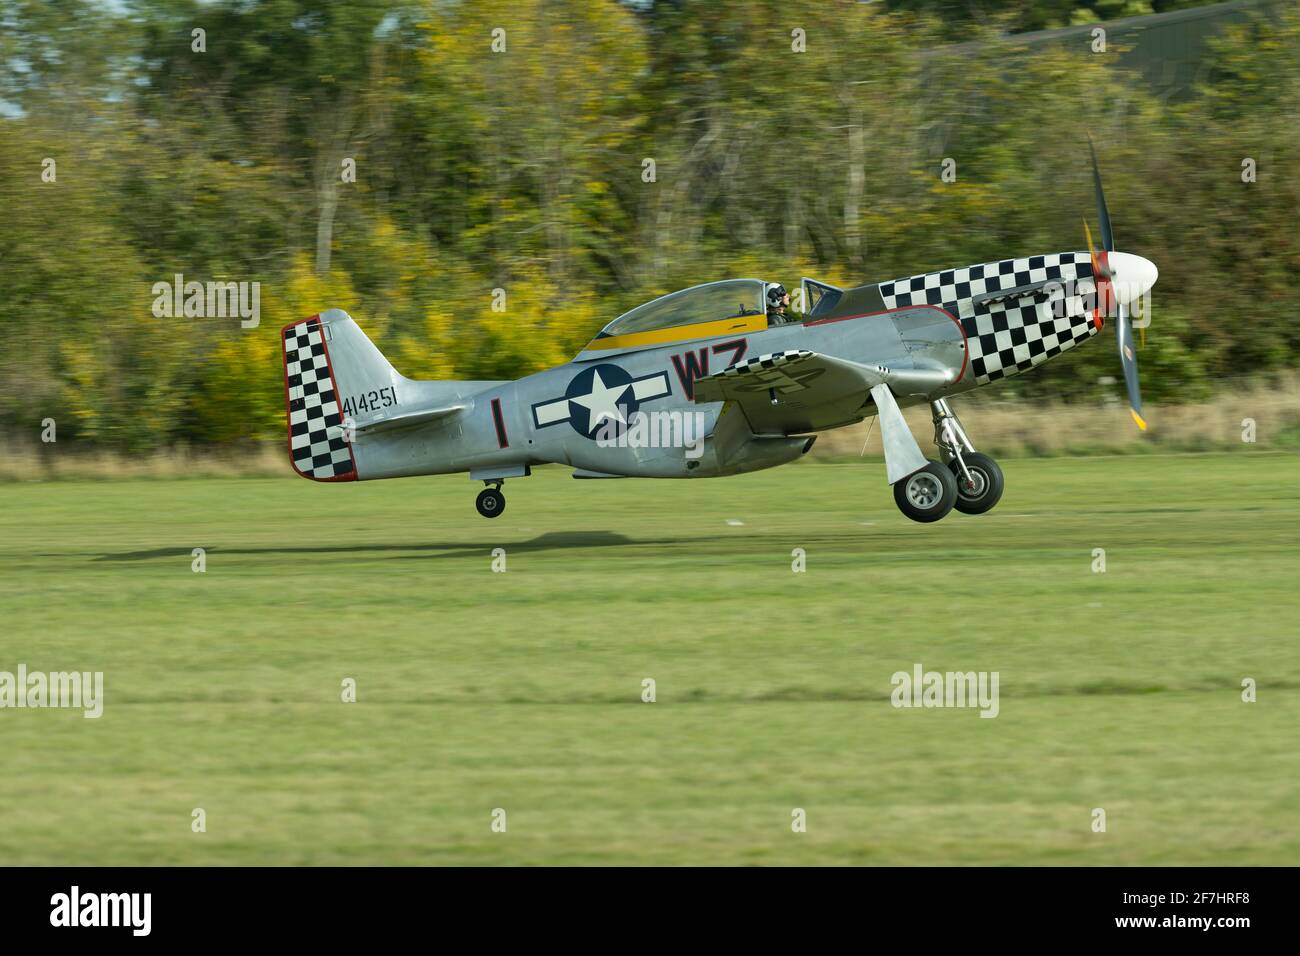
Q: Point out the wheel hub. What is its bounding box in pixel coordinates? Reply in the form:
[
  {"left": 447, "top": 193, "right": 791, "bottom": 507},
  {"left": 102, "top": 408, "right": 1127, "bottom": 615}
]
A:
[
  {"left": 905, "top": 473, "right": 942, "bottom": 509},
  {"left": 958, "top": 468, "right": 987, "bottom": 499}
]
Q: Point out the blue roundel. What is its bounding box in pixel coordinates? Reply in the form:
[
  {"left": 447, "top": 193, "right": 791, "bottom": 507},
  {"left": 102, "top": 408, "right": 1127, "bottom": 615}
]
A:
[
  {"left": 529, "top": 363, "right": 673, "bottom": 440},
  {"left": 564, "top": 363, "right": 637, "bottom": 439}
]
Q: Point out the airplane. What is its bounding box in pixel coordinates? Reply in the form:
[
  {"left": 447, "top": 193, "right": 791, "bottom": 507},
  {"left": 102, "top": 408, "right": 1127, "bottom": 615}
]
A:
[{"left": 281, "top": 147, "right": 1156, "bottom": 523}]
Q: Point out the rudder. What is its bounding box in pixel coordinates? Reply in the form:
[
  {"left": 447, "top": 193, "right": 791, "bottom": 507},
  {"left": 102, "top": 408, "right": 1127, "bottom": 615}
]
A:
[{"left": 281, "top": 313, "right": 359, "bottom": 481}]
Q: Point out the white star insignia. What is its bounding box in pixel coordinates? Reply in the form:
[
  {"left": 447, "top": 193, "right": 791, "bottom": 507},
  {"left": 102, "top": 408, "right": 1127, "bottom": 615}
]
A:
[{"left": 570, "top": 369, "right": 631, "bottom": 428}]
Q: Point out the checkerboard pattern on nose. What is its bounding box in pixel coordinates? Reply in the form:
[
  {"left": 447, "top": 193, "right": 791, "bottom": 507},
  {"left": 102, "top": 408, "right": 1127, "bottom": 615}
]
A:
[
  {"left": 282, "top": 317, "right": 357, "bottom": 481},
  {"left": 879, "top": 253, "right": 1098, "bottom": 385}
]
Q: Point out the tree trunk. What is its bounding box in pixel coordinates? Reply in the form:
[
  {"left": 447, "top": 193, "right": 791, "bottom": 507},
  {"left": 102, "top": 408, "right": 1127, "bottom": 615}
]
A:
[
  {"left": 316, "top": 177, "right": 339, "bottom": 275},
  {"left": 845, "top": 108, "right": 865, "bottom": 272}
]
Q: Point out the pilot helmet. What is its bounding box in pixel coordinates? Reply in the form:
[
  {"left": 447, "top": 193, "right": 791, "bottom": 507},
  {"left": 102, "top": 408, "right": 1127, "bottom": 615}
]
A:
[{"left": 766, "top": 283, "right": 788, "bottom": 311}]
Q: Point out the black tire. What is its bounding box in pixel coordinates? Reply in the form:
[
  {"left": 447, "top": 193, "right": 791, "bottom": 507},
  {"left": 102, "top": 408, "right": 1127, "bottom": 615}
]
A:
[
  {"left": 475, "top": 488, "right": 506, "bottom": 518},
  {"left": 893, "top": 461, "right": 958, "bottom": 523},
  {"left": 950, "top": 453, "right": 1004, "bottom": 515}
]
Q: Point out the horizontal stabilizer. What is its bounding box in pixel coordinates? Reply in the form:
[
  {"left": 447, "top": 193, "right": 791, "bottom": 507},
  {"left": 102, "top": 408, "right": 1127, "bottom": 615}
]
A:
[{"left": 353, "top": 405, "right": 464, "bottom": 435}]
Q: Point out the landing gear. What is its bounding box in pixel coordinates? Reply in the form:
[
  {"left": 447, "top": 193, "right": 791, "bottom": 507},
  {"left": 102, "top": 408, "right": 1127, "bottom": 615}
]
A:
[
  {"left": 893, "top": 461, "right": 958, "bottom": 523},
  {"left": 929, "top": 398, "right": 1004, "bottom": 516},
  {"left": 475, "top": 484, "right": 506, "bottom": 518},
  {"left": 950, "top": 452, "right": 1004, "bottom": 515},
  {"left": 469, "top": 467, "right": 529, "bottom": 518}
]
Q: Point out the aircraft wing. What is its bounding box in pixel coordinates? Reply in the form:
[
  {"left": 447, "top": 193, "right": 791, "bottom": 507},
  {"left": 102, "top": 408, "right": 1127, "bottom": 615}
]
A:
[
  {"left": 691, "top": 349, "right": 890, "bottom": 435},
  {"left": 692, "top": 349, "right": 941, "bottom": 483}
]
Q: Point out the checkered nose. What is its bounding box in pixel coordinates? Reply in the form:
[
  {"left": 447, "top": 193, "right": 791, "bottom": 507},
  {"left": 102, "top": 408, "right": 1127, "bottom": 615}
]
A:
[{"left": 1106, "top": 252, "right": 1158, "bottom": 306}]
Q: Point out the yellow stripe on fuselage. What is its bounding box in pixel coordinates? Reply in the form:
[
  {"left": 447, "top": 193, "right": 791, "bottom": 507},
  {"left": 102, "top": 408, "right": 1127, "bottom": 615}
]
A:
[{"left": 584, "top": 313, "right": 768, "bottom": 352}]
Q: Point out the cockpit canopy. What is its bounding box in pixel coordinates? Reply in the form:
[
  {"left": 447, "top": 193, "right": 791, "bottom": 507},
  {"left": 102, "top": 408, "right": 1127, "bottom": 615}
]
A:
[{"left": 596, "top": 279, "right": 766, "bottom": 338}]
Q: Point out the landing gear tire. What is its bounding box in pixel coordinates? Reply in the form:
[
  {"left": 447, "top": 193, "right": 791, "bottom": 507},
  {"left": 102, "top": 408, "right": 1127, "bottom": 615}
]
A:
[
  {"left": 950, "top": 453, "right": 1004, "bottom": 515},
  {"left": 893, "top": 461, "right": 958, "bottom": 523},
  {"left": 475, "top": 488, "right": 506, "bottom": 518}
]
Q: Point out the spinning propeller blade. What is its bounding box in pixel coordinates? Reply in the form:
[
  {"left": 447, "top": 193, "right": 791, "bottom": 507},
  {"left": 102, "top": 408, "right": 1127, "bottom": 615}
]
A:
[
  {"left": 1117, "top": 302, "right": 1145, "bottom": 431},
  {"left": 1088, "top": 138, "right": 1114, "bottom": 254},
  {"left": 1085, "top": 136, "right": 1148, "bottom": 431}
]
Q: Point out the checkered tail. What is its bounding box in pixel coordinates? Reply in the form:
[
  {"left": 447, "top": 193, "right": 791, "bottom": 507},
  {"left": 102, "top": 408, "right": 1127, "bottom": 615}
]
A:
[{"left": 282, "top": 316, "right": 358, "bottom": 481}]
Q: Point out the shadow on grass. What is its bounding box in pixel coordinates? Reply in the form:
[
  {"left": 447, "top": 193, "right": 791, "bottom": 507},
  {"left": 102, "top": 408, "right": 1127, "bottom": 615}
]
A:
[{"left": 93, "top": 530, "right": 718, "bottom": 561}]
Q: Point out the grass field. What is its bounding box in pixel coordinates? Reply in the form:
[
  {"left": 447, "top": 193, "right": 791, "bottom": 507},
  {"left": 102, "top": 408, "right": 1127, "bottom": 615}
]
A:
[{"left": 2, "top": 451, "right": 1298, "bottom": 865}]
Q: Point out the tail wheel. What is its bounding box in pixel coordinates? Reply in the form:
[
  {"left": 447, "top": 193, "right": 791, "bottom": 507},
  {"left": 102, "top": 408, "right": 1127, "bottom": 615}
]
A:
[
  {"left": 950, "top": 453, "right": 1004, "bottom": 515},
  {"left": 475, "top": 488, "right": 506, "bottom": 518},
  {"left": 893, "top": 461, "right": 957, "bottom": 523}
]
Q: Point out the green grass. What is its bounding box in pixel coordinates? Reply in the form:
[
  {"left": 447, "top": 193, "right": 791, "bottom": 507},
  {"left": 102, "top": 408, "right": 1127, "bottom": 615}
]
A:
[{"left": 2, "top": 452, "right": 1299, "bottom": 865}]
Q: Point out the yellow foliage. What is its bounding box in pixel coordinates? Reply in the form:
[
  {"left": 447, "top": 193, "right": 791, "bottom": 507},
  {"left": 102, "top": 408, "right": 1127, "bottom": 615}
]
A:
[{"left": 261, "top": 253, "right": 361, "bottom": 331}]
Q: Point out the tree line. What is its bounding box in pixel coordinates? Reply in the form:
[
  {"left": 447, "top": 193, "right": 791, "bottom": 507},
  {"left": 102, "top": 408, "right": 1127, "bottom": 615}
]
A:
[{"left": 1, "top": 0, "right": 1296, "bottom": 452}]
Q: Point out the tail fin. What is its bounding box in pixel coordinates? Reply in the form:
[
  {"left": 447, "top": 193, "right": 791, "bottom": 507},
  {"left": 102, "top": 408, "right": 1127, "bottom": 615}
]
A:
[{"left": 282, "top": 309, "right": 395, "bottom": 481}]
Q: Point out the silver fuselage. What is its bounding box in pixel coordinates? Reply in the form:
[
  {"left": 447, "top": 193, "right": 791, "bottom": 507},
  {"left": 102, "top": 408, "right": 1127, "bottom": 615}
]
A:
[{"left": 347, "top": 250, "right": 1111, "bottom": 481}]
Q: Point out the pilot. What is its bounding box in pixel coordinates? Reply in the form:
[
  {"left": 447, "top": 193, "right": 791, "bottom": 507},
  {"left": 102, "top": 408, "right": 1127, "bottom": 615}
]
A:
[{"left": 766, "top": 283, "right": 796, "bottom": 326}]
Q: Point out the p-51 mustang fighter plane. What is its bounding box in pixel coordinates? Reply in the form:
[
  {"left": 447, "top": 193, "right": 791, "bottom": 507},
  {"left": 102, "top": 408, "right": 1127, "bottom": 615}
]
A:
[{"left": 281, "top": 148, "right": 1155, "bottom": 522}]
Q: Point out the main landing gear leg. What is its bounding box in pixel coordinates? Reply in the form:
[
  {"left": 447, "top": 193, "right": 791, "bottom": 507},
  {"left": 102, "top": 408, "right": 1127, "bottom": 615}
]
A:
[
  {"left": 930, "top": 398, "right": 1004, "bottom": 515},
  {"left": 475, "top": 481, "right": 506, "bottom": 518}
]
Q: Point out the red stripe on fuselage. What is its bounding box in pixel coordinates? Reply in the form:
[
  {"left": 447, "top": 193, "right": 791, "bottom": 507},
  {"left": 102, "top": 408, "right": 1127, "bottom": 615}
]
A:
[{"left": 491, "top": 397, "right": 509, "bottom": 448}]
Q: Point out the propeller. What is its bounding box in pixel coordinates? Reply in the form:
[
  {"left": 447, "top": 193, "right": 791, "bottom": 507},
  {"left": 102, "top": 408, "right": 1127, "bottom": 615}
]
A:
[{"left": 1084, "top": 137, "right": 1155, "bottom": 432}]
